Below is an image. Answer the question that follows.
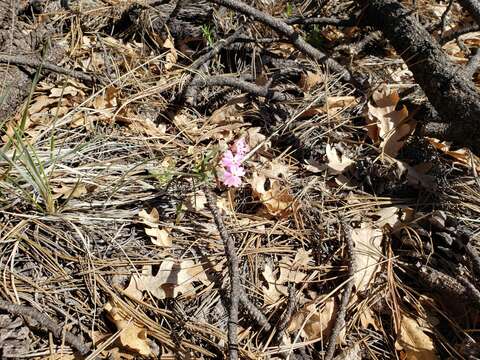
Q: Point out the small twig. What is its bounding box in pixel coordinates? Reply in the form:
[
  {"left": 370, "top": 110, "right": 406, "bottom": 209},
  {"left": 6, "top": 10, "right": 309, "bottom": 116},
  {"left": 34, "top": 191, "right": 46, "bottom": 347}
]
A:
[
  {"left": 0, "top": 300, "right": 90, "bottom": 355},
  {"left": 274, "top": 285, "right": 296, "bottom": 344},
  {"left": 284, "top": 16, "right": 356, "bottom": 27},
  {"left": 465, "top": 243, "right": 480, "bottom": 281},
  {"left": 457, "top": 276, "right": 480, "bottom": 305},
  {"left": 464, "top": 48, "right": 480, "bottom": 78},
  {"left": 208, "top": 0, "right": 351, "bottom": 81},
  {"left": 0, "top": 54, "right": 97, "bottom": 83},
  {"left": 439, "top": 0, "right": 455, "bottom": 36},
  {"left": 204, "top": 188, "right": 240, "bottom": 360},
  {"left": 440, "top": 24, "right": 480, "bottom": 44},
  {"left": 189, "top": 75, "right": 290, "bottom": 101},
  {"left": 324, "top": 227, "right": 355, "bottom": 360},
  {"left": 458, "top": 0, "right": 480, "bottom": 27},
  {"left": 238, "top": 289, "right": 272, "bottom": 332}
]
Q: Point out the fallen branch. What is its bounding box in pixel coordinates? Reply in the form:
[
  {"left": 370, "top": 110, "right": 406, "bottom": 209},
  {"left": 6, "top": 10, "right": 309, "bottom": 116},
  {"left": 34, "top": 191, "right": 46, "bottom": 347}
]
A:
[
  {"left": 284, "top": 16, "right": 356, "bottom": 27},
  {"left": 0, "top": 300, "right": 90, "bottom": 355},
  {"left": 209, "top": 0, "right": 351, "bottom": 81},
  {"left": 361, "top": 0, "right": 480, "bottom": 152},
  {"left": 204, "top": 188, "right": 240, "bottom": 360},
  {"left": 440, "top": 24, "right": 480, "bottom": 44},
  {"left": 464, "top": 48, "right": 480, "bottom": 78},
  {"left": 189, "top": 75, "right": 290, "bottom": 102},
  {"left": 0, "top": 54, "right": 97, "bottom": 83},
  {"left": 238, "top": 289, "right": 272, "bottom": 332},
  {"left": 458, "top": 0, "right": 480, "bottom": 27},
  {"left": 325, "top": 226, "right": 355, "bottom": 360}
]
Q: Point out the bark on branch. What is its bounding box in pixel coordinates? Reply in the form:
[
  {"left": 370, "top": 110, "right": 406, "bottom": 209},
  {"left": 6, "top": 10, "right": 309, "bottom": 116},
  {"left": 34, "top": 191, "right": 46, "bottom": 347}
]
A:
[{"left": 361, "top": 0, "right": 480, "bottom": 152}]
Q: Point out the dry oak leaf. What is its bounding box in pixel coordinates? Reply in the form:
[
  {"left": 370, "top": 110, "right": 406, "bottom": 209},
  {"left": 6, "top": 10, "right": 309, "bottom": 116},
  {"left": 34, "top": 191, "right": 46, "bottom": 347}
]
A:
[
  {"left": 298, "top": 71, "right": 323, "bottom": 92},
  {"left": 163, "top": 35, "right": 177, "bottom": 70},
  {"left": 52, "top": 182, "right": 88, "bottom": 200},
  {"left": 367, "top": 86, "right": 414, "bottom": 157},
  {"left": 326, "top": 144, "right": 354, "bottom": 174},
  {"left": 427, "top": 137, "right": 480, "bottom": 171},
  {"left": 395, "top": 314, "right": 438, "bottom": 360},
  {"left": 351, "top": 224, "right": 383, "bottom": 292},
  {"left": 288, "top": 297, "right": 336, "bottom": 340},
  {"left": 262, "top": 250, "right": 311, "bottom": 304},
  {"left": 124, "top": 258, "right": 210, "bottom": 300},
  {"left": 138, "top": 209, "right": 172, "bottom": 247},
  {"left": 104, "top": 301, "right": 151, "bottom": 356},
  {"left": 350, "top": 223, "right": 383, "bottom": 328}
]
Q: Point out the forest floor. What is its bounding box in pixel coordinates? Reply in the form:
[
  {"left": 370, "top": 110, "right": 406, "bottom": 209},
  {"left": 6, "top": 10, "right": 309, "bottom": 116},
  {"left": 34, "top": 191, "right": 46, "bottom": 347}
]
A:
[{"left": 1, "top": 0, "right": 480, "bottom": 359}]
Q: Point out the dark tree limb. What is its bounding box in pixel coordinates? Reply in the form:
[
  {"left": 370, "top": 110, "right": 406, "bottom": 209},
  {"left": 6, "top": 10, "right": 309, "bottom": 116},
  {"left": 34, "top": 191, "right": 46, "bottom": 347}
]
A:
[
  {"left": 0, "top": 54, "right": 97, "bottom": 84},
  {"left": 458, "top": 0, "right": 480, "bottom": 27},
  {"left": 0, "top": 300, "right": 90, "bottom": 355},
  {"left": 284, "top": 16, "right": 356, "bottom": 27},
  {"left": 464, "top": 48, "right": 480, "bottom": 78},
  {"left": 204, "top": 188, "right": 240, "bottom": 360},
  {"left": 324, "top": 227, "right": 355, "bottom": 360},
  {"left": 440, "top": 24, "right": 480, "bottom": 44},
  {"left": 208, "top": 0, "right": 351, "bottom": 81},
  {"left": 189, "top": 75, "right": 290, "bottom": 102},
  {"left": 361, "top": 0, "right": 480, "bottom": 152}
]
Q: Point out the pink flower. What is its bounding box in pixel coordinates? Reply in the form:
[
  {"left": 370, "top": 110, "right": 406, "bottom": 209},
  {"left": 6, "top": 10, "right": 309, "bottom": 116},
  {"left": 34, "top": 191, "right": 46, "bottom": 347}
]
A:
[
  {"left": 221, "top": 150, "right": 242, "bottom": 169},
  {"left": 219, "top": 137, "right": 249, "bottom": 188},
  {"left": 233, "top": 138, "right": 249, "bottom": 156},
  {"left": 222, "top": 170, "right": 242, "bottom": 187}
]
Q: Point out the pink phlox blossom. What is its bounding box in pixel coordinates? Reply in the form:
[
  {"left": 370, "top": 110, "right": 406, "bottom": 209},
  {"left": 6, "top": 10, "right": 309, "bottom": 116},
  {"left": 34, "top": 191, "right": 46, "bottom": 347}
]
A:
[
  {"left": 232, "top": 138, "right": 249, "bottom": 156},
  {"left": 220, "top": 150, "right": 242, "bottom": 169},
  {"left": 219, "top": 138, "right": 249, "bottom": 188},
  {"left": 221, "top": 170, "right": 242, "bottom": 187}
]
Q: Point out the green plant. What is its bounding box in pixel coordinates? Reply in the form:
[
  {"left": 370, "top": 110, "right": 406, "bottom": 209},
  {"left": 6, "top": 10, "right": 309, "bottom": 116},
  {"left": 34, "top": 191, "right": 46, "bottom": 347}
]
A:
[
  {"left": 306, "top": 24, "right": 324, "bottom": 49},
  {"left": 201, "top": 24, "right": 215, "bottom": 47},
  {"left": 285, "top": 2, "right": 294, "bottom": 17}
]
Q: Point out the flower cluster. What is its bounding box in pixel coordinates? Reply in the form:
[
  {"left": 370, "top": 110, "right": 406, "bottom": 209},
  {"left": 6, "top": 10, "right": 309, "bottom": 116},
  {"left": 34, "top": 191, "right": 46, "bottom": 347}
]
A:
[{"left": 220, "top": 138, "right": 249, "bottom": 187}]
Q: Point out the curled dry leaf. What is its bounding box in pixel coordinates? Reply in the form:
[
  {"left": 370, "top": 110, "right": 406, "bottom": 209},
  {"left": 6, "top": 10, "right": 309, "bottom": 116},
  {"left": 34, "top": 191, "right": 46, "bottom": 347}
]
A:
[
  {"left": 326, "top": 144, "right": 354, "bottom": 174},
  {"left": 52, "top": 182, "right": 88, "bottom": 200},
  {"left": 350, "top": 223, "right": 383, "bottom": 328},
  {"left": 123, "top": 258, "right": 210, "bottom": 300},
  {"left": 427, "top": 137, "right": 480, "bottom": 171},
  {"left": 367, "top": 85, "right": 415, "bottom": 157},
  {"left": 288, "top": 297, "right": 336, "bottom": 340},
  {"left": 163, "top": 35, "right": 177, "bottom": 70},
  {"left": 104, "top": 301, "right": 151, "bottom": 356},
  {"left": 262, "top": 250, "right": 311, "bottom": 304},
  {"left": 248, "top": 159, "right": 299, "bottom": 218},
  {"left": 395, "top": 314, "right": 438, "bottom": 360},
  {"left": 298, "top": 71, "right": 323, "bottom": 92},
  {"left": 351, "top": 224, "right": 383, "bottom": 293},
  {"left": 138, "top": 209, "right": 172, "bottom": 247}
]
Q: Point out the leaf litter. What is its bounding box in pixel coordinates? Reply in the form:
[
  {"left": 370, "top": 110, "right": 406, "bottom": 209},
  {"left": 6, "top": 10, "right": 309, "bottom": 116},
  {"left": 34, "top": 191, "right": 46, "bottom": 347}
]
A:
[{"left": 1, "top": 1, "right": 479, "bottom": 359}]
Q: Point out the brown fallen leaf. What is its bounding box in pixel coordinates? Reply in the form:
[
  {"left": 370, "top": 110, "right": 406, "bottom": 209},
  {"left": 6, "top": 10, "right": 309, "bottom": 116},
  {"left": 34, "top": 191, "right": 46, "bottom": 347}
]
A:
[
  {"left": 325, "top": 144, "right": 355, "bottom": 174},
  {"left": 288, "top": 297, "right": 336, "bottom": 340},
  {"left": 138, "top": 209, "right": 172, "bottom": 247},
  {"left": 351, "top": 224, "right": 383, "bottom": 292},
  {"left": 367, "top": 85, "right": 415, "bottom": 157},
  {"left": 123, "top": 258, "right": 210, "bottom": 300},
  {"left": 52, "top": 182, "right": 88, "bottom": 200},
  {"left": 395, "top": 313, "right": 438, "bottom": 360},
  {"left": 350, "top": 223, "right": 383, "bottom": 328},
  {"left": 163, "top": 35, "right": 177, "bottom": 70},
  {"left": 104, "top": 300, "right": 151, "bottom": 356},
  {"left": 427, "top": 137, "right": 480, "bottom": 171}
]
